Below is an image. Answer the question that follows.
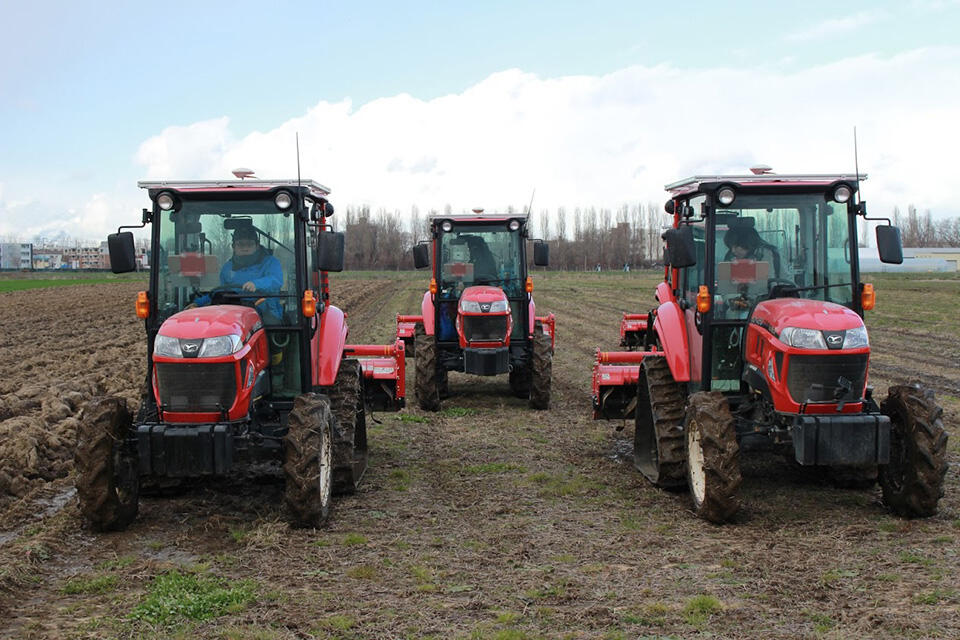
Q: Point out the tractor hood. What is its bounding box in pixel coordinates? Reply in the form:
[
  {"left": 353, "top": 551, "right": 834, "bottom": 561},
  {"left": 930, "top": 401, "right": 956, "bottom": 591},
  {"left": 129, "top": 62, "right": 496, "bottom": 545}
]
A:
[
  {"left": 460, "top": 285, "right": 509, "bottom": 309},
  {"left": 158, "top": 305, "right": 262, "bottom": 342},
  {"left": 752, "top": 299, "right": 864, "bottom": 335}
]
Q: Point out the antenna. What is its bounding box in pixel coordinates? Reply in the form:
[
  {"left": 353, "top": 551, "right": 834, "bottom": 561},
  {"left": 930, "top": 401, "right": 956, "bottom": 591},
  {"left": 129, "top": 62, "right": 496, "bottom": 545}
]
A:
[
  {"left": 853, "top": 126, "right": 862, "bottom": 205},
  {"left": 296, "top": 132, "right": 302, "bottom": 190},
  {"left": 526, "top": 188, "right": 536, "bottom": 216}
]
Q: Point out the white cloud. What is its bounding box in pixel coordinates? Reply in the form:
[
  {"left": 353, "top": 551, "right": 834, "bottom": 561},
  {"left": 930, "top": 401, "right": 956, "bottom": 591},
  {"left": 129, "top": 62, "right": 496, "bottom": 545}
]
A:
[{"left": 785, "top": 11, "right": 885, "bottom": 42}]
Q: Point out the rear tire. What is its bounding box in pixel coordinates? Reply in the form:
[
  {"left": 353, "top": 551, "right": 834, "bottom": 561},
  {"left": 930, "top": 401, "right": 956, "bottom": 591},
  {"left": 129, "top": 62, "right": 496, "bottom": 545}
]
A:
[
  {"left": 528, "top": 321, "right": 552, "bottom": 410},
  {"left": 328, "top": 359, "right": 367, "bottom": 494},
  {"left": 633, "top": 356, "right": 686, "bottom": 488},
  {"left": 879, "top": 385, "right": 948, "bottom": 518},
  {"left": 283, "top": 393, "right": 334, "bottom": 527},
  {"left": 414, "top": 323, "right": 441, "bottom": 411},
  {"left": 75, "top": 397, "right": 139, "bottom": 532},
  {"left": 685, "top": 392, "right": 741, "bottom": 523}
]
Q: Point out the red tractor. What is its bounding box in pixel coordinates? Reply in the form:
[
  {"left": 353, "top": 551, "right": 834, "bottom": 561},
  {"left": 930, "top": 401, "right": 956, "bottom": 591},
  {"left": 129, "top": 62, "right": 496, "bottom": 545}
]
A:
[
  {"left": 593, "top": 170, "right": 948, "bottom": 522},
  {"left": 398, "top": 213, "right": 555, "bottom": 410},
  {"left": 77, "top": 174, "right": 405, "bottom": 531}
]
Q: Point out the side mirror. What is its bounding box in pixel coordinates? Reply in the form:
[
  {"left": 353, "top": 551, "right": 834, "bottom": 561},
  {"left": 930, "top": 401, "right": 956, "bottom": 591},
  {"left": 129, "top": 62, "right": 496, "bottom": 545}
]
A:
[
  {"left": 316, "top": 231, "right": 345, "bottom": 272},
  {"left": 876, "top": 225, "right": 903, "bottom": 264},
  {"left": 107, "top": 232, "right": 137, "bottom": 273},
  {"left": 413, "top": 243, "right": 430, "bottom": 269},
  {"left": 533, "top": 241, "right": 550, "bottom": 266},
  {"left": 664, "top": 200, "right": 675, "bottom": 215},
  {"left": 664, "top": 226, "right": 696, "bottom": 268}
]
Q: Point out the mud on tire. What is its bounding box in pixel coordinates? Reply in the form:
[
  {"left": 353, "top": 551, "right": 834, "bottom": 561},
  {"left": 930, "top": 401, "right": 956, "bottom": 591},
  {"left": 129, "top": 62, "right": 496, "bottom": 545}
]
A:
[
  {"left": 283, "top": 393, "right": 334, "bottom": 527},
  {"left": 879, "top": 384, "right": 948, "bottom": 518},
  {"left": 75, "top": 397, "right": 139, "bottom": 532},
  {"left": 414, "top": 323, "right": 441, "bottom": 411},
  {"left": 328, "top": 359, "right": 368, "bottom": 494},
  {"left": 529, "top": 321, "right": 552, "bottom": 410},
  {"left": 684, "top": 392, "right": 741, "bottom": 523},
  {"left": 633, "top": 356, "right": 687, "bottom": 488}
]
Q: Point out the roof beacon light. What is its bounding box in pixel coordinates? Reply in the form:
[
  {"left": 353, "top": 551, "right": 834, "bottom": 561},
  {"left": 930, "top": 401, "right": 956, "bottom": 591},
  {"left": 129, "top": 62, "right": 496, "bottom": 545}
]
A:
[
  {"left": 717, "top": 187, "right": 736, "bottom": 206},
  {"left": 834, "top": 184, "right": 852, "bottom": 203},
  {"left": 156, "top": 192, "right": 175, "bottom": 211},
  {"left": 749, "top": 164, "right": 773, "bottom": 175},
  {"left": 472, "top": 208, "right": 484, "bottom": 214},
  {"left": 232, "top": 168, "right": 256, "bottom": 180}
]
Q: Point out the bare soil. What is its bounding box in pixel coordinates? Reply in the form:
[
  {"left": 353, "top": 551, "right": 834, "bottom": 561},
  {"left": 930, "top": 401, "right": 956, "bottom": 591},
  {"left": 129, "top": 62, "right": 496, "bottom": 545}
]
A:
[{"left": 0, "top": 272, "right": 957, "bottom": 639}]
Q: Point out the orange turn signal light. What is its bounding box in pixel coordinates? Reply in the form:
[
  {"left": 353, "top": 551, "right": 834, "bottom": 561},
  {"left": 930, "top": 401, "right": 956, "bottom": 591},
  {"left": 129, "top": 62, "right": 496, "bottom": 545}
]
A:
[
  {"left": 525, "top": 276, "right": 533, "bottom": 293},
  {"left": 135, "top": 291, "right": 149, "bottom": 319},
  {"left": 429, "top": 278, "right": 438, "bottom": 295},
  {"left": 861, "top": 283, "right": 875, "bottom": 311},
  {"left": 696, "top": 285, "right": 711, "bottom": 313},
  {"left": 302, "top": 290, "right": 317, "bottom": 317}
]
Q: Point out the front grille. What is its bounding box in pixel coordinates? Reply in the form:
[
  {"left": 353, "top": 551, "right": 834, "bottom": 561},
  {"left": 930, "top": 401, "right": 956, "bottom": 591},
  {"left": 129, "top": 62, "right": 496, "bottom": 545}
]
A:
[
  {"left": 463, "top": 315, "right": 509, "bottom": 342},
  {"left": 785, "top": 354, "right": 868, "bottom": 404},
  {"left": 156, "top": 362, "right": 237, "bottom": 412}
]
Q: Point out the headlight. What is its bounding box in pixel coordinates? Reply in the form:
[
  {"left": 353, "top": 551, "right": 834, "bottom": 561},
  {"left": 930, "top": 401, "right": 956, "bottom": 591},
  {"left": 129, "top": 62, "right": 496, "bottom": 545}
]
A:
[
  {"left": 157, "top": 192, "right": 176, "bottom": 211},
  {"left": 460, "top": 300, "right": 481, "bottom": 313},
  {"left": 717, "top": 187, "right": 736, "bottom": 206},
  {"left": 198, "top": 335, "right": 242, "bottom": 358},
  {"left": 154, "top": 334, "right": 182, "bottom": 357},
  {"left": 508, "top": 219, "right": 521, "bottom": 231},
  {"left": 441, "top": 220, "right": 453, "bottom": 232},
  {"left": 842, "top": 326, "right": 869, "bottom": 349},
  {"left": 779, "top": 327, "right": 827, "bottom": 350},
  {"left": 833, "top": 185, "right": 852, "bottom": 203},
  {"left": 275, "top": 191, "right": 293, "bottom": 210},
  {"left": 489, "top": 299, "right": 508, "bottom": 313}
]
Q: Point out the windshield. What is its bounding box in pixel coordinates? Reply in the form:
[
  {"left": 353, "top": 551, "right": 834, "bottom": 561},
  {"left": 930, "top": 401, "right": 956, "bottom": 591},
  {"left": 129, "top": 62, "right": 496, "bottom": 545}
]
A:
[
  {"left": 710, "top": 194, "right": 853, "bottom": 318},
  {"left": 155, "top": 200, "right": 298, "bottom": 324},
  {"left": 438, "top": 224, "right": 523, "bottom": 297}
]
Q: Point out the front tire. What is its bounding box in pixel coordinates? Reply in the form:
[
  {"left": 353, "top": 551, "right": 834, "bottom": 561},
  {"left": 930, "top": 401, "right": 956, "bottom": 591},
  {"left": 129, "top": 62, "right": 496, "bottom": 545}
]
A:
[
  {"left": 283, "top": 393, "right": 334, "bottom": 527},
  {"left": 328, "top": 359, "right": 367, "bottom": 494},
  {"left": 75, "top": 397, "right": 139, "bottom": 532},
  {"left": 684, "top": 392, "right": 741, "bottom": 523},
  {"left": 414, "top": 323, "right": 441, "bottom": 411},
  {"left": 633, "top": 356, "right": 687, "bottom": 487},
  {"left": 529, "top": 321, "right": 552, "bottom": 410},
  {"left": 879, "top": 385, "right": 948, "bottom": 518}
]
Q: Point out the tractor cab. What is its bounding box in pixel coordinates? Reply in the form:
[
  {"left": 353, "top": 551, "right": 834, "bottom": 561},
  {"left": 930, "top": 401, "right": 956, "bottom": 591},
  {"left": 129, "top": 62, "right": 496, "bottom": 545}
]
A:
[
  {"left": 593, "top": 169, "right": 947, "bottom": 523},
  {"left": 398, "top": 214, "right": 555, "bottom": 410},
  {"left": 79, "top": 174, "right": 405, "bottom": 532}
]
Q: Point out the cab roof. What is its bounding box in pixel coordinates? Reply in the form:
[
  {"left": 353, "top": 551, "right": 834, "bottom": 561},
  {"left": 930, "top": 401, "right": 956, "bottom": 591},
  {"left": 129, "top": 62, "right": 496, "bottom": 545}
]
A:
[
  {"left": 138, "top": 179, "right": 331, "bottom": 199},
  {"left": 665, "top": 173, "right": 866, "bottom": 197},
  {"left": 430, "top": 214, "right": 529, "bottom": 224}
]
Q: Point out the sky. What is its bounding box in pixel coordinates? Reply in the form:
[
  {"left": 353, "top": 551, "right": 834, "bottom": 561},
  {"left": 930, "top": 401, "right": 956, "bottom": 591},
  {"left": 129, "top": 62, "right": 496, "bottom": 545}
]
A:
[{"left": 1, "top": 0, "right": 959, "bottom": 242}]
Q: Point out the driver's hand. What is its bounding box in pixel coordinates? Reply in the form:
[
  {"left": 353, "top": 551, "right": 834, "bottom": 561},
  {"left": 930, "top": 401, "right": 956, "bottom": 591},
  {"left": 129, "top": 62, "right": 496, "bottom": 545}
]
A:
[
  {"left": 184, "top": 302, "right": 197, "bottom": 310},
  {"left": 242, "top": 281, "right": 256, "bottom": 292}
]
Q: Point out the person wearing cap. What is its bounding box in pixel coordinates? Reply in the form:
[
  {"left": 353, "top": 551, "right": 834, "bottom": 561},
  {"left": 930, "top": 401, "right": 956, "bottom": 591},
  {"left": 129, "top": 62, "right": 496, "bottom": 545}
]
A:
[
  {"left": 723, "top": 225, "right": 781, "bottom": 278},
  {"left": 192, "top": 226, "right": 284, "bottom": 322}
]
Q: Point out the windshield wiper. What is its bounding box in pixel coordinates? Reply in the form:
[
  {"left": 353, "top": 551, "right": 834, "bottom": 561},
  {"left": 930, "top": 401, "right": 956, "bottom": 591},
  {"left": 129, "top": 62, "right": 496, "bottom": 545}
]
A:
[{"left": 771, "top": 282, "right": 853, "bottom": 295}]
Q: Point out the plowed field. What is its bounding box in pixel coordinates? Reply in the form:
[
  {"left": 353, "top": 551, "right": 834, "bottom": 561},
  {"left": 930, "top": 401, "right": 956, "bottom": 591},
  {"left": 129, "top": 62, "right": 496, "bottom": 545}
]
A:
[{"left": 0, "top": 272, "right": 957, "bottom": 639}]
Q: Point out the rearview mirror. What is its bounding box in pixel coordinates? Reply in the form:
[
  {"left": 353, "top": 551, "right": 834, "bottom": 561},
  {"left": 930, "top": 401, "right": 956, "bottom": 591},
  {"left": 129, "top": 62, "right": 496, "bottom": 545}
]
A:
[
  {"left": 413, "top": 243, "right": 430, "bottom": 269},
  {"left": 533, "top": 241, "right": 549, "bottom": 266},
  {"left": 316, "top": 231, "right": 345, "bottom": 272},
  {"left": 876, "top": 225, "right": 903, "bottom": 264},
  {"left": 107, "top": 232, "right": 137, "bottom": 273},
  {"left": 664, "top": 226, "right": 696, "bottom": 268}
]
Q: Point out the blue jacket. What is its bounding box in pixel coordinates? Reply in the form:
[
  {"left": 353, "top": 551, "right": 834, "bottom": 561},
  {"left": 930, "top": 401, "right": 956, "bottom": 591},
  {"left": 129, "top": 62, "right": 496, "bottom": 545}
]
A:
[{"left": 195, "top": 253, "right": 284, "bottom": 321}]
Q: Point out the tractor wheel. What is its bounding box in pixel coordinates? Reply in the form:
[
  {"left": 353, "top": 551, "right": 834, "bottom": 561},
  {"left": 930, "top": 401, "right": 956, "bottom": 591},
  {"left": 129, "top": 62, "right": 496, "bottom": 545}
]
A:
[
  {"left": 328, "top": 359, "right": 367, "bottom": 494},
  {"left": 509, "top": 365, "right": 531, "bottom": 399},
  {"left": 414, "top": 323, "right": 441, "bottom": 411},
  {"left": 405, "top": 322, "right": 423, "bottom": 359},
  {"left": 529, "top": 321, "right": 552, "bottom": 410},
  {"left": 684, "top": 392, "right": 741, "bottom": 523},
  {"left": 828, "top": 465, "right": 878, "bottom": 489},
  {"left": 75, "top": 397, "right": 139, "bottom": 532},
  {"left": 879, "top": 385, "right": 948, "bottom": 518},
  {"left": 633, "top": 356, "right": 687, "bottom": 488},
  {"left": 283, "top": 393, "right": 334, "bottom": 527}
]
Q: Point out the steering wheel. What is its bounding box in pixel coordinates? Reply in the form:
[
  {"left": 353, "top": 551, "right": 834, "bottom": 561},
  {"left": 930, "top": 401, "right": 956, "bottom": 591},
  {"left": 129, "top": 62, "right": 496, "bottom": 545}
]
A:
[
  {"left": 767, "top": 279, "right": 800, "bottom": 299},
  {"left": 206, "top": 285, "right": 267, "bottom": 308}
]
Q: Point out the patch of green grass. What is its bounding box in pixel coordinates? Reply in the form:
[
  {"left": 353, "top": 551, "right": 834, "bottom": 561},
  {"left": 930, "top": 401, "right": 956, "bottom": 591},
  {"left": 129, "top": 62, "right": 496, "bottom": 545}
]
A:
[
  {"left": 720, "top": 558, "right": 737, "bottom": 569},
  {"left": 524, "top": 583, "right": 566, "bottom": 600},
  {"left": 95, "top": 555, "right": 136, "bottom": 571},
  {"left": 622, "top": 602, "right": 670, "bottom": 626},
  {"left": 932, "top": 535, "right": 953, "bottom": 544},
  {"left": 146, "top": 540, "right": 165, "bottom": 551},
  {"left": 396, "top": 413, "right": 430, "bottom": 423},
  {"left": 529, "top": 471, "right": 600, "bottom": 497},
  {"left": 221, "top": 626, "right": 281, "bottom": 640},
  {"left": 464, "top": 462, "right": 525, "bottom": 474},
  {"left": 899, "top": 551, "right": 934, "bottom": 566},
  {"left": 61, "top": 574, "right": 118, "bottom": 595},
  {"left": 682, "top": 595, "right": 722, "bottom": 626},
  {"left": 129, "top": 570, "right": 256, "bottom": 624},
  {"left": 389, "top": 468, "right": 412, "bottom": 491},
  {"left": 346, "top": 565, "right": 377, "bottom": 580},
  {"left": 230, "top": 528, "right": 247, "bottom": 544},
  {"left": 489, "top": 630, "right": 529, "bottom": 640},
  {"left": 320, "top": 614, "right": 356, "bottom": 630},
  {"left": 342, "top": 533, "right": 368, "bottom": 546},
  {"left": 495, "top": 611, "right": 521, "bottom": 624},
  {"left": 820, "top": 568, "right": 858, "bottom": 585},
  {"left": 912, "top": 588, "right": 957, "bottom": 605},
  {"left": 441, "top": 406, "right": 477, "bottom": 417},
  {"left": 877, "top": 520, "right": 900, "bottom": 533},
  {"left": 876, "top": 573, "right": 900, "bottom": 582},
  {"left": 620, "top": 513, "right": 642, "bottom": 531}
]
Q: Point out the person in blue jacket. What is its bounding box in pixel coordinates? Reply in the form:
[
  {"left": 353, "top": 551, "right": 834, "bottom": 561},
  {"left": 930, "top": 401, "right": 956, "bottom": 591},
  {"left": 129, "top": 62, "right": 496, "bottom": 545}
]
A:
[{"left": 193, "top": 226, "right": 284, "bottom": 323}]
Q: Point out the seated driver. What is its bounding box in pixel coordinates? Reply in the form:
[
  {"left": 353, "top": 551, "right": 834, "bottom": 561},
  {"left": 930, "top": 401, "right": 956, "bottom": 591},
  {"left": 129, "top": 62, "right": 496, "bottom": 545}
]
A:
[
  {"left": 193, "top": 226, "right": 284, "bottom": 323},
  {"left": 723, "top": 225, "right": 781, "bottom": 278},
  {"left": 464, "top": 236, "right": 498, "bottom": 283}
]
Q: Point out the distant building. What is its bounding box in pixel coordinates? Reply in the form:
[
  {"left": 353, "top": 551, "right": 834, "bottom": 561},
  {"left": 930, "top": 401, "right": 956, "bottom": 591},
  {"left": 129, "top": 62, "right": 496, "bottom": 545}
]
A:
[
  {"left": 902, "top": 247, "right": 960, "bottom": 271},
  {"left": 860, "top": 246, "right": 960, "bottom": 273},
  {"left": 33, "top": 248, "right": 64, "bottom": 270},
  {"left": 0, "top": 243, "right": 33, "bottom": 270},
  {"left": 63, "top": 243, "right": 109, "bottom": 270}
]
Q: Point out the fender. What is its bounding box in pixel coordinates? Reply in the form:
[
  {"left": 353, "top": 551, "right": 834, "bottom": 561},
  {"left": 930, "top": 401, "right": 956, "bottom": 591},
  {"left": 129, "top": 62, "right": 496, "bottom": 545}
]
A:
[
  {"left": 528, "top": 296, "right": 536, "bottom": 335},
  {"left": 653, "top": 301, "right": 691, "bottom": 382},
  {"left": 420, "top": 291, "right": 436, "bottom": 335},
  {"left": 313, "top": 305, "right": 348, "bottom": 386}
]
